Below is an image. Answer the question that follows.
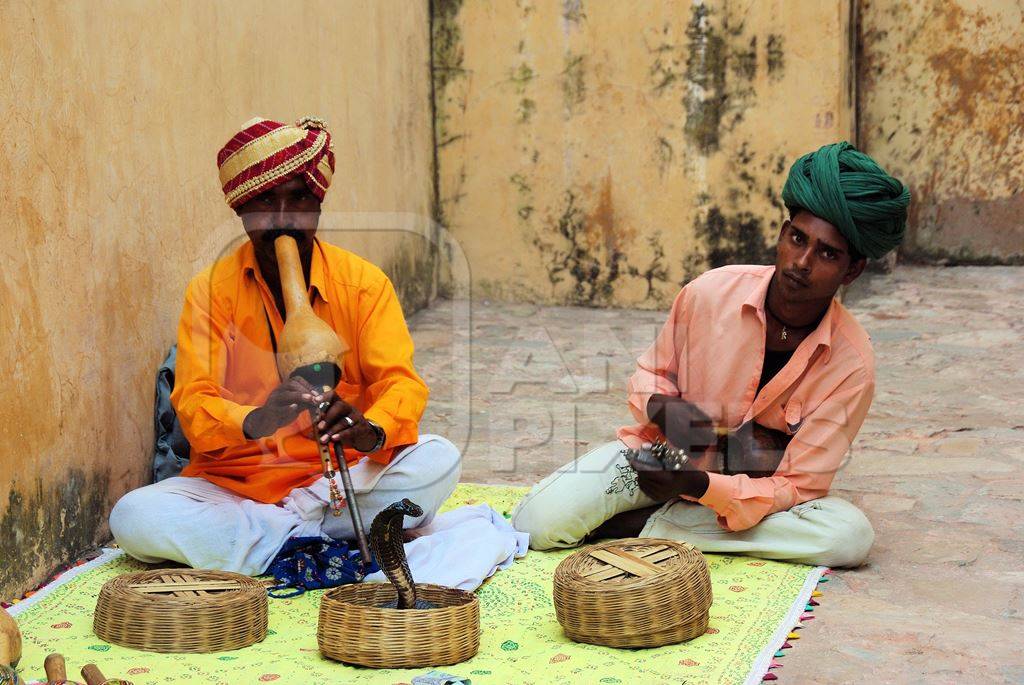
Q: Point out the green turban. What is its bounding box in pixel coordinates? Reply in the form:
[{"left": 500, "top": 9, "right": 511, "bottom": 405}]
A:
[{"left": 781, "top": 141, "right": 910, "bottom": 259}]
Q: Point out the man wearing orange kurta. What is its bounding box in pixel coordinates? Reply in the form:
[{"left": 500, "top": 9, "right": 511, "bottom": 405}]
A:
[
  {"left": 513, "top": 142, "right": 910, "bottom": 567},
  {"left": 110, "top": 117, "right": 460, "bottom": 575}
]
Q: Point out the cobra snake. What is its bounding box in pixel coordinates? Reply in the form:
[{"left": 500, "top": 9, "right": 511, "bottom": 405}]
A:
[{"left": 368, "top": 499, "right": 438, "bottom": 609}]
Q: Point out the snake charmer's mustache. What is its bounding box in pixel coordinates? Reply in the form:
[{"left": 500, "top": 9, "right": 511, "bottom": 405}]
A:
[{"left": 261, "top": 227, "right": 306, "bottom": 242}]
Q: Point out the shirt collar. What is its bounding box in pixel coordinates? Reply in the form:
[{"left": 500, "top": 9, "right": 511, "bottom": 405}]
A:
[
  {"left": 308, "top": 239, "right": 330, "bottom": 303},
  {"left": 804, "top": 299, "right": 837, "bottom": 363},
  {"left": 742, "top": 266, "right": 775, "bottom": 313},
  {"left": 241, "top": 237, "right": 330, "bottom": 304},
  {"left": 743, "top": 265, "right": 835, "bottom": 363}
]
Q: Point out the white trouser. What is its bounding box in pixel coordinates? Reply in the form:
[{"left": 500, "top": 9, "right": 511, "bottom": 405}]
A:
[
  {"left": 511, "top": 440, "right": 874, "bottom": 568},
  {"left": 109, "top": 435, "right": 461, "bottom": 575}
]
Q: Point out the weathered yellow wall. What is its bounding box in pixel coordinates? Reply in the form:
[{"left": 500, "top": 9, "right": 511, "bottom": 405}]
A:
[
  {"left": 859, "top": 0, "right": 1024, "bottom": 263},
  {"left": 0, "top": 0, "right": 434, "bottom": 598},
  {"left": 433, "top": 0, "right": 855, "bottom": 308}
]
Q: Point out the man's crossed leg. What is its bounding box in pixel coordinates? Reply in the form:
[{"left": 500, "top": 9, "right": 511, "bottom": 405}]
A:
[{"left": 512, "top": 441, "right": 873, "bottom": 568}]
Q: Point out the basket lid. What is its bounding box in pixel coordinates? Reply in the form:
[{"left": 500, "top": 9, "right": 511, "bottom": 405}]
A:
[
  {"left": 574, "top": 539, "right": 689, "bottom": 586},
  {"left": 124, "top": 572, "right": 262, "bottom": 599}
]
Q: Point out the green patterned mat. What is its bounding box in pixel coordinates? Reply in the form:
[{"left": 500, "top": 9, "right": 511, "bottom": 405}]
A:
[{"left": 10, "top": 484, "right": 819, "bottom": 685}]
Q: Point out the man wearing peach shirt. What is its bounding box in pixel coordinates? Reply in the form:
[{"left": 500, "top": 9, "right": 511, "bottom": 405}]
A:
[{"left": 513, "top": 142, "right": 910, "bottom": 567}]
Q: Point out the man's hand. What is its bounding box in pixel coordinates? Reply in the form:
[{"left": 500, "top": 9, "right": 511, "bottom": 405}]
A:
[
  {"left": 625, "top": 419, "right": 793, "bottom": 503},
  {"left": 626, "top": 452, "right": 710, "bottom": 501},
  {"left": 243, "top": 377, "right": 319, "bottom": 439},
  {"left": 646, "top": 394, "right": 717, "bottom": 454},
  {"left": 315, "top": 390, "right": 380, "bottom": 453}
]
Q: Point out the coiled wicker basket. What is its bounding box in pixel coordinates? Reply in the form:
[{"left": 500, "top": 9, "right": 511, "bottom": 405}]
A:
[
  {"left": 93, "top": 570, "right": 268, "bottom": 653},
  {"left": 318, "top": 583, "right": 479, "bottom": 668},
  {"left": 553, "top": 538, "right": 712, "bottom": 648}
]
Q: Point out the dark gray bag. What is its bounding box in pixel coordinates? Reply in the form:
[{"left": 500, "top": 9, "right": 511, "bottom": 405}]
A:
[{"left": 153, "top": 345, "right": 191, "bottom": 482}]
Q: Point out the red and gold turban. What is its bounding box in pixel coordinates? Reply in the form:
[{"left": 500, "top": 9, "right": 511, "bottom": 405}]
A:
[{"left": 217, "top": 116, "right": 336, "bottom": 209}]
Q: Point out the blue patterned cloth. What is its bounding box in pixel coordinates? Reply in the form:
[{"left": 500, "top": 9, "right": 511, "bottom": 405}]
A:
[
  {"left": 411, "top": 672, "right": 472, "bottom": 685},
  {"left": 266, "top": 535, "right": 379, "bottom": 598}
]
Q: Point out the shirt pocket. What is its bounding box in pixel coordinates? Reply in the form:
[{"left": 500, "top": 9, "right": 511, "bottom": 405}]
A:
[{"left": 784, "top": 399, "right": 803, "bottom": 435}]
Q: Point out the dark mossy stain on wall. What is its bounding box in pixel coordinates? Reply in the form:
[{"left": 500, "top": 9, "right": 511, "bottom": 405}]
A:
[
  {"left": 683, "top": 144, "right": 787, "bottom": 280},
  {"left": 0, "top": 469, "right": 112, "bottom": 598},
  {"left": 562, "top": 0, "right": 586, "bottom": 26},
  {"left": 529, "top": 182, "right": 673, "bottom": 307},
  {"left": 651, "top": 2, "right": 769, "bottom": 157},
  {"left": 380, "top": 234, "right": 440, "bottom": 314},
  {"left": 561, "top": 53, "right": 587, "bottom": 117},
  {"left": 732, "top": 36, "right": 757, "bottom": 81},
  {"left": 692, "top": 207, "right": 774, "bottom": 271},
  {"left": 655, "top": 136, "right": 674, "bottom": 177},
  {"left": 627, "top": 235, "right": 670, "bottom": 302},
  {"left": 431, "top": 0, "right": 467, "bottom": 149},
  {"left": 766, "top": 34, "right": 785, "bottom": 78},
  {"left": 683, "top": 3, "right": 728, "bottom": 153},
  {"left": 430, "top": 0, "right": 468, "bottom": 291},
  {"left": 510, "top": 172, "right": 534, "bottom": 221},
  {"left": 431, "top": 1, "right": 809, "bottom": 305},
  {"left": 510, "top": 55, "right": 537, "bottom": 125},
  {"left": 430, "top": 0, "right": 468, "bottom": 233},
  {"left": 532, "top": 190, "right": 627, "bottom": 306}
]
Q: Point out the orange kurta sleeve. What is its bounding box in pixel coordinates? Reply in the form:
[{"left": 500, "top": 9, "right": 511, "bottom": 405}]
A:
[
  {"left": 697, "top": 370, "right": 875, "bottom": 531},
  {"left": 170, "top": 272, "right": 259, "bottom": 456},
  {"left": 353, "top": 275, "right": 429, "bottom": 463}
]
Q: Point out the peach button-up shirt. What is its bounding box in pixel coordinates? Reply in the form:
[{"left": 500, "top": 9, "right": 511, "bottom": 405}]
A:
[{"left": 618, "top": 265, "right": 875, "bottom": 531}]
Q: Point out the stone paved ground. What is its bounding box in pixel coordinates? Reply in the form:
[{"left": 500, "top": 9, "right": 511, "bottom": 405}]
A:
[{"left": 409, "top": 266, "right": 1024, "bottom": 684}]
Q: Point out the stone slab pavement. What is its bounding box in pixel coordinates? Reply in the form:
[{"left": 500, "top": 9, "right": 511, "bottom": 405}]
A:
[{"left": 408, "top": 266, "right": 1024, "bottom": 684}]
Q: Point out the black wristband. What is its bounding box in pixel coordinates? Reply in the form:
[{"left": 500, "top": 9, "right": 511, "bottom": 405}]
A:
[{"left": 359, "top": 419, "right": 386, "bottom": 454}]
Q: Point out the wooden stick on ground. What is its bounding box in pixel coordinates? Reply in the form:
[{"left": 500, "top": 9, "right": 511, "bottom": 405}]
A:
[
  {"left": 44, "top": 653, "right": 67, "bottom": 683},
  {"left": 81, "top": 664, "right": 105, "bottom": 685}
]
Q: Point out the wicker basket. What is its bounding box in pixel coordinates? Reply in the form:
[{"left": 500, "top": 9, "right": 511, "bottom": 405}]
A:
[
  {"left": 553, "top": 538, "right": 712, "bottom": 648},
  {"left": 318, "top": 583, "right": 479, "bottom": 668},
  {"left": 93, "top": 570, "right": 268, "bottom": 653}
]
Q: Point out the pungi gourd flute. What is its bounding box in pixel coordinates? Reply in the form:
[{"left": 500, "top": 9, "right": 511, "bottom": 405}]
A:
[{"left": 272, "top": 235, "right": 371, "bottom": 569}]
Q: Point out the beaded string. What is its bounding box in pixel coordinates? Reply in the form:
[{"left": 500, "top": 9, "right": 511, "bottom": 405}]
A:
[{"left": 313, "top": 400, "right": 345, "bottom": 517}]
